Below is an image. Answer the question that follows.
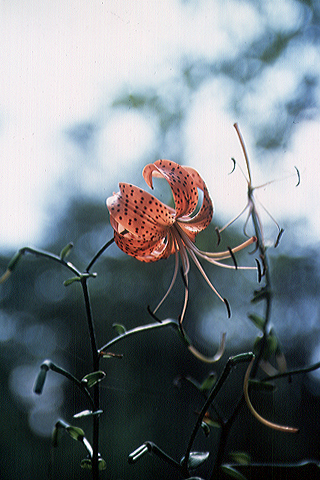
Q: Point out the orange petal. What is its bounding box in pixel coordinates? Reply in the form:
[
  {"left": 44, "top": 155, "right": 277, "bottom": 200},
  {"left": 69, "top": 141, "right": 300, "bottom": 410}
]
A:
[
  {"left": 113, "top": 230, "right": 176, "bottom": 262},
  {"left": 143, "top": 160, "right": 200, "bottom": 218},
  {"left": 107, "top": 183, "right": 174, "bottom": 240},
  {"left": 178, "top": 165, "right": 213, "bottom": 233}
]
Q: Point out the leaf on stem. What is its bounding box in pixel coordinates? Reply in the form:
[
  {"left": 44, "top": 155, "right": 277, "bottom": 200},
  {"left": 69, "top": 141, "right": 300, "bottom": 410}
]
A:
[
  {"left": 200, "top": 372, "right": 217, "bottom": 392},
  {"left": 66, "top": 425, "right": 85, "bottom": 442},
  {"left": 200, "top": 421, "right": 211, "bottom": 437},
  {"left": 33, "top": 362, "right": 50, "bottom": 394},
  {"left": 248, "top": 379, "right": 276, "bottom": 393},
  {"left": 128, "top": 444, "right": 149, "bottom": 464},
  {"left": 81, "top": 456, "right": 106, "bottom": 470},
  {"left": 81, "top": 371, "right": 106, "bottom": 388},
  {"left": 253, "top": 331, "right": 278, "bottom": 361},
  {"left": 63, "top": 276, "right": 82, "bottom": 286},
  {"left": 100, "top": 351, "right": 123, "bottom": 359},
  {"left": 251, "top": 287, "right": 269, "bottom": 304},
  {"left": 229, "top": 452, "right": 251, "bottom": 465},
  {"left": 180, "top": 451, "right": 209, "bottom": 470},
  {"left": 112, "top": 323, "right": 127, "bottom": 335},
  {"left": 80, "top": 459, "right": 92, "bottom": 470},
  {"left": 221, "top": 465, "right": 248, "bottom": 480},
  {"left": 59, "top": 242, "right": 74, "bottom": 260},
  {"left": 248, "top": 313, "right": 265, "bottom": 331},
  {"left": 73, "top": 409, "right": 103, "bottom": 419},
  {"left": 0, "top": 250, "right": 23, "bottom": 283}
]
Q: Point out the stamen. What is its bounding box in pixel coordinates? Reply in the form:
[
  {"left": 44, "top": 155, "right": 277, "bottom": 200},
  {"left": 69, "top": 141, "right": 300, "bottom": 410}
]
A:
[
  {"left": 215, "top": 227, "right": 221, "bottom": 246},
  {"left": 180, "top": 266, "right": 188, "bottom": 289},
  {"left": 295, "top": 166, "right": 300, "bottom": 187},
  {"left": 224, "top": 298, "right": 231, "bottom": 318},
  {"left": 147, "top": 305, "right": 163, "bottom": 323},
  {"left": 153, "top": 250, "right": 179, "bottom": 314},
  {"left": 188, "top": 332, "right": 226, "bottom": 363},
  {"left": 227, "top": 247, "right": 238, "bottom": 269},
  {"left": 255, "top": 258, "right": 262, "bottom": 283},
  {"left": 243, "top": 357, "right": 299, "bottom": 433},
  {"left": 274, "top": 228, "right": 284, "bottom": 248},
  {"left": 187, "top": 248, "right": 225, "bottom": 304},
  {"left": 218, "top": 203, "right": 249, "bottom": 234},
  {"left": 180, "top": 274, "right": 189, "bottom": 324},
  {"left": 229, "top": 158, "right": 236, "bottom": 175}
]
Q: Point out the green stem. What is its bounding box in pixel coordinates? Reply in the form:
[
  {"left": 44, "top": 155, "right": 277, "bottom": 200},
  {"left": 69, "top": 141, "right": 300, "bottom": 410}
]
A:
[
  {"left": 35, "top": 360, "right": 95, "bottom": 409},
  {"left": 249, "top": 200, "right": 272, "bottom": 377},
  {"left": 262, "top": 361, "right": 320, "bottom": 383},
  {"left": 182, "top": 353, "right": 254, "bottom": 478},
  {"left": 19, "top": 246, "right": 81, "bottom": 276},
  {"left": 99, "top": 319, "right": 178, "bottom": 354},
  {"left": 81, "top": 278, "right": 100, "bottom": 480},
  {"left": 86, "top": 237, "right": 115, "bottom": 272}
]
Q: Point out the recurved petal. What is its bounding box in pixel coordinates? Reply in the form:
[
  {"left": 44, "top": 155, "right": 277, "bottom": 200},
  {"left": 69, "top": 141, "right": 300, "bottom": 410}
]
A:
[
  {"left": 143, "top": 160, "right": 199, "bottom": 218},
  {"left": 178, "top": 165, "right": 214, "bottom": 233},
  {"left": 107, "top": 183, "right": 174, "bottom": 240},
  {"left": 113, "top": 230, "right": 176, "bottom": 262}
]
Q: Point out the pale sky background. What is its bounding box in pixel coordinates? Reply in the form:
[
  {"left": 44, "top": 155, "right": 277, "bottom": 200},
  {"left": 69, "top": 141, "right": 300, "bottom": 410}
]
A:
[{"left": 0, "top": 0, "right": 319, "bottom": 253}]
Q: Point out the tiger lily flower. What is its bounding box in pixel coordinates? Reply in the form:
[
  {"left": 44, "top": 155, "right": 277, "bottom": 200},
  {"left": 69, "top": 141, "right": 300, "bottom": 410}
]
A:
[{"left": 107, "top": 159, "right": 256, "bottom": 323}]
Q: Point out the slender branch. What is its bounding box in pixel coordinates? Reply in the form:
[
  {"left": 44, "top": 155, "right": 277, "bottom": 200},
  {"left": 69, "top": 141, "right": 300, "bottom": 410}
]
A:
[
  {"left": 128, "top": 441, "right": 181, "bottom": 470},
  {"left": 98, "top": 319, "right": 178, "bottom": 354},
  {"left": 81, "top": 279, "right": 99, "bottom": 368},
  {"left": 182, "top": 353, "right": 254, "bottom": 477},
  {"left": 86, "top": 237, "right": 115, "bottom": 272},
  {"left": 19, "top": 246, "right": 81, "bottom": 276},
  {"left": 80, "top": 278, "right": 100, "bottom": 479},
  {"left": 261, "top": 361, "right": 320, "bottom": 383},
  {"left": 34, "top": 360, "right": 95, "bottom": 409}
]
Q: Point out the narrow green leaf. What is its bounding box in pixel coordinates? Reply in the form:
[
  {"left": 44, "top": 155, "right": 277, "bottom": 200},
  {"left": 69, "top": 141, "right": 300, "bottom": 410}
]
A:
[
  {"left": 101, "top": 351, "right": 123, "bottom": 359},
  {"left": 185, "top": 477, "right": 205, "bottom": 480},
  {"left": 60, "top": 242, "right": 73, "bottom": 260},
  {"left": 201, "top": 421, "right": 210, "bottom": 437},
  {"left": 229, "top": 452, "right": 251, "bottom": 465},
  {"left": 248, "top": 314, "right": 265, "bottom": 331},
  {"left": 200, "top": 372, "right": 216, "bottom": 392},
  {"left": 181, "top": 451, "right": 209, "bottom": 470},
  {"left": 253, "top": 334, "right": 278, "bottom": 360},
  {"left": 81, "top": 371, "right": 106, "bottom": 388},
  {"left": 248, "top": 379, "right": 276, "bottom": 393},
  {"left": 98, "top": 458, "right": 107, "bottom": 471},
  {"left": 221, "top": 465, "right": 248, "bottom": 480},
  {"left": 202, "top": 416, "right": 221, "bottom": 428},
  {"left": 128, "top": 444, "right": 149, "bottom": 464},
  {"left": 251, "top": 287, "right": 268, "bottom": 304},
  {"left": 8, "top": 251, "right": 23, "bottom": 271},
  {"left": 73, "top": 409, "right": 103, "bottom": 419},
  {"left": 0, "top": 251, "right": 23, "bottom": 283},
  {"left": 33, "top": 363, "right": 50, "bottom": 394},
  {"left": 112, "top": 323, "right": 127, "bottom": 335},
  {"left": 66, "top": 426, "right": 85, "bottom": 442},
  {"left": 80, "top": 459, "right": 92, "bottom": 470},
  {"left": 63, "top": 276, "right": 81, "bottom": 286}
]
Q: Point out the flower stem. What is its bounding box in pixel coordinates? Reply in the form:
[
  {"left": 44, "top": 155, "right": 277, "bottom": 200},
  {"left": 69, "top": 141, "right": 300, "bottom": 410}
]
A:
[
  {"left": 182, "top": 353, "right": 254, "bottom": 478},
  {"left": 86, "top": 237, "right": 115, "bottom": 272},
  {"left": 18, "top": 246, "right": 82, "bottom": 276},
  {"left": 99, "top": 319, "right": 178, "bottom": 354},
  {"left": 80, "top": 278, "right": 100, "bottom": 479}
]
